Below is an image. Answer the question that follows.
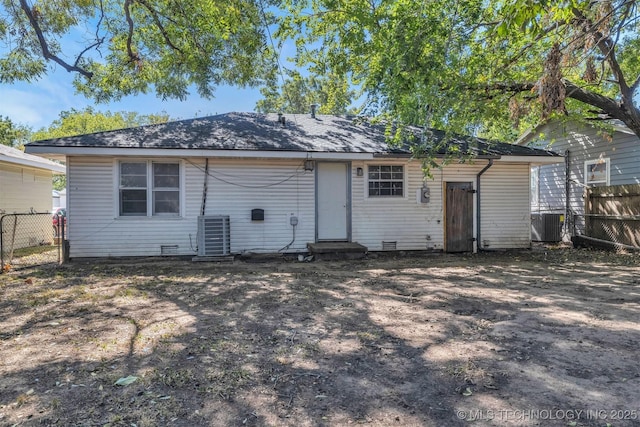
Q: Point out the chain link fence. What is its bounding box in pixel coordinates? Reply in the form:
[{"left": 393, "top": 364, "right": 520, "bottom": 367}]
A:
[{"left": 1, "top": 213, "right": 64, "bottom": 272}]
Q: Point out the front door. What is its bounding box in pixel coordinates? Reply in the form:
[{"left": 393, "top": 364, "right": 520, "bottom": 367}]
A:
[
  {"left": 445, "top": 182, "right": 474, "bottom": 252},
  {"left": 317, "top": 162, "right": 349, "bottom": 241}
]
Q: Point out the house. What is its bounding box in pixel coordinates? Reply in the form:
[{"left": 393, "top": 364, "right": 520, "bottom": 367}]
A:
[
  {"left": 518, "top": 119, "right": 640, "bottom": 240},
  {"left": 25, "top": 112, "right": 560, "bottom": 259},
  {"left": 52, "top": 189, "right": 67, "bottom": 210},
  {"left": 0, "top": 144, "right": 65, "bottom": 214},
  {"left": 1, "top": 144, "right": 65, "bottom": 252}
]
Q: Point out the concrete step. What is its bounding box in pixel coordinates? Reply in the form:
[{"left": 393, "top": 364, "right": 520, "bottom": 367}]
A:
[{"left": 307, "top": 242, "right": 368, "bottom": 260}]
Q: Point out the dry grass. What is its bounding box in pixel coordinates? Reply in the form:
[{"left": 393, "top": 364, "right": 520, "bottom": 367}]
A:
[{"left": 0, "top": 247, "right": 639, "bottom": 426}]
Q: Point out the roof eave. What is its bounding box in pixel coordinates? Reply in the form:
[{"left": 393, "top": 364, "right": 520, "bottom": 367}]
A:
[
  {"left": 498, "top": 155, "right": 563, "bottom": 164},
  {"left": 0, "top": 154, "right": 66, "bottom": 173},
  {"left": 24, "top": 145, "right": 377, "bottom": 160}
]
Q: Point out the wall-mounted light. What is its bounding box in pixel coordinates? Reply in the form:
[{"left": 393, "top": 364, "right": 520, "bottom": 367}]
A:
[
  {"left": 356, "top": 167, "right": 364, "bottom": 177},
  {"left": 304, "top": 160, "right": 314, "bottom": 171}
]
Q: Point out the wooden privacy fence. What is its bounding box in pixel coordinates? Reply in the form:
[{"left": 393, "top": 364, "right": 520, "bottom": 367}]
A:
[{"left": 584, "top": 184, "right": 640, "bottom": 248}]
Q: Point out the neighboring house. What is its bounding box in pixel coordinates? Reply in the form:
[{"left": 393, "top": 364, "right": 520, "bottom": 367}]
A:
[
  {"left": 52, "top": 189, "right": 67, "bottom": 210},
  {"left": 25, "top": 112, "right": 560, "bottom": 258},
  {"left": 518, "top": 119, "right": 640, "bottom": 238},
  {"left": 0, "top": 144, "right": 66, "bottom": 214},
  {"left": 0, "top": 144, "right": 66, "bottom": 251}
]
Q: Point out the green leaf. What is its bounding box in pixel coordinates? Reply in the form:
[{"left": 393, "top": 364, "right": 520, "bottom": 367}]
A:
[{"left": 114, "top": 375, "right": 138, "bottom": 386}]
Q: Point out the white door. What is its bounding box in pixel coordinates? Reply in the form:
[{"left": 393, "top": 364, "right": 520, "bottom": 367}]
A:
[{"left": 317, "top": 162, "right": 349, "bottom": 241}]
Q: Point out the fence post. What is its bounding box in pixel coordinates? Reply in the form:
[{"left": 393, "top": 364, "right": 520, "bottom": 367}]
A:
[
  {"left": 0, "top": 215, "right": 4, "bottom": 270},
  {"left": 60, "top": 214, "right": 68, "bottom": 263}
]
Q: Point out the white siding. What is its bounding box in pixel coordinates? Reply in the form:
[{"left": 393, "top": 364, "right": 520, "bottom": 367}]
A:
[
  {"left": 480, "top": 163, "right": 531, "bottom": 249},
  {"left": 533, "top": 163, "right": 566, "bottom": 213},
  {"left": 68, "top": 156, "right": 534, "bottom": 257},
  {"left": 190, "top": 159, "right": 315, "bottom": 254},
  {"left": 351, "top": 160, "right": 532, "bottom": 251},
  {"left": 67, "top": 157, "right": 314, "bottom": 258},
  {"left": 0, "top": 163, "right": 53, "bottom": 214},
  {"left": 352, "top": 159, "right": 443, "bottom": 251},
  {"left": 0, "top": 163, "right": 55, "bottom": 250}
]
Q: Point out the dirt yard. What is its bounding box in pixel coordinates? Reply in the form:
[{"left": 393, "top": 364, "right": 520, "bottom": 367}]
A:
[{"left": 0, "top": 247, "right": 639, "bottom": 427}]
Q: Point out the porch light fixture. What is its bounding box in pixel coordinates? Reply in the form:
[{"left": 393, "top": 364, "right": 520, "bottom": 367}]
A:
[
  {"left": 304, "top": 159, "right": 314, "bottom": 171},
  {"left": 356, "top": 167, "right": 364, "bottom": 176}
]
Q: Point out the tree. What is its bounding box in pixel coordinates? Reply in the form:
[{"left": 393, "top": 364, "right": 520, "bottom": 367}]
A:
[
  {"left": 0, "top": 0, "right": 278, "bottom": 101},
  {"left": 31, "top": 107, "right": 170, "bottom": 140},
  {"left": 32, "top": 107, "right": 171, "bottom": 190},
  {"left": 0, "top": 115, "right": 30, "bottom": 147},
  {"left": 277, "top": 0, "right": 640, "bottom": 142},
  {"left": 255, "top": 69, "right": 356, "bottom": 114}
]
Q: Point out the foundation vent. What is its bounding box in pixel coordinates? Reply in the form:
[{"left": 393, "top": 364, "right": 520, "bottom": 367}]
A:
[
  {"left": 382, "top": 241, "right": 397, "bottom": 251},
  {"left": 160, "top": 245, "right": 179, "bottom": 256}
]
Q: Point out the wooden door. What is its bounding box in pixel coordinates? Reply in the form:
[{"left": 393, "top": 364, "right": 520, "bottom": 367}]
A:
[{"left": 445, "top": 182, "right": 474, "bottom": 252}]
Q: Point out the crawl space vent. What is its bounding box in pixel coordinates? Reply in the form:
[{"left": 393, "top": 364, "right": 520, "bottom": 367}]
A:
[
  {"left": 161, "top": 245, "right": 179, "bottom": 256},
  {"left": 382, "top": 241, "right": 397, "bottom": 250}
]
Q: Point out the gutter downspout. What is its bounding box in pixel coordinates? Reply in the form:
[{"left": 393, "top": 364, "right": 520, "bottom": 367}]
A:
[
  {"left": 476, "top": 159, "right": 494, "bottom": 252},
  {"left": 564, "top": 149, "right": 570, "bottom": 238},
  {"left": 200, "top": 158, "right": 209, "bottom": 216}
]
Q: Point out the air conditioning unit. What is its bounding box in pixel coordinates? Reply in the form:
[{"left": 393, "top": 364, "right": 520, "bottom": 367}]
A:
[
  {"left": 197, "top": 215, "right": 231, "bottom": 256},
  {"left": 531, "top": 213, "right": 563, "bottom": 242}
]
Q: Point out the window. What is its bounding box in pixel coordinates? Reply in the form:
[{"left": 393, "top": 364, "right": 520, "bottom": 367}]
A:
[
  {"left": 368, "top": 165, "right": 404, "bottom": 197},
  {"left": 530, "top": 166, "right": 539, "bottom": 208},
  {"left": 584, "top": 158, "right": 610, "bottom": 186},
  {"left": 119, "top": 161, "right": 180, "bottom": 216}
]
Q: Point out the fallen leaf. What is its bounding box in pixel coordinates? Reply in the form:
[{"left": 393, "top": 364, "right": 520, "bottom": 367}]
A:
[
  {"left": 462, "top": 387, "right": 473, "bottom": 396},
  {"left": 113, "top": 376, "right": 138, "bottom": 386}
]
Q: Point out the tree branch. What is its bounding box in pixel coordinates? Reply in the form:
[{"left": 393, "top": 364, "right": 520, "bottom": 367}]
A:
[
  {"left": 18, "top": 0, "right": 93, "bottom": 78},
  {"left": 563, "top": 80, "right": 626, "bottom": 119},
  {"left": 136, "top": 0, "right": 183, "bottom": 53},
  {"left": 74, "top": 0, "right": 107, "bottom": 65},
  {"left": 477, "top": 80, "right": 626, "bottom": 120},
  {"left": 571, "top": 7, "right": 631, "bottom": 102},
  {"left": 123, "top": 0, "right": 141, "bottom": 64}
]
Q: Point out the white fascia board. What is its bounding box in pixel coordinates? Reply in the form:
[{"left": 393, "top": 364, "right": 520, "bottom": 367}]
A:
[
  {"left": 514, "top": 127, "right": 535, "bottom": 146},
  {"left": 0, "top": 154, "right": 66, "bottom": 173},
  {"left": 497, "top": 155, "right": 564, "bottom": 164},
  {"left": 25, "top": 146, "right": 376, "bottom": 160}
]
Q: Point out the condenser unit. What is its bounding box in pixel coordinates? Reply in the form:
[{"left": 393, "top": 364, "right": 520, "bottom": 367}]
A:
[
  {"left": 197, "top": 215, "right": 231, "bottom": 256},
  {"left": 531, "top": 213, "right": 563, "bottom": 242}
]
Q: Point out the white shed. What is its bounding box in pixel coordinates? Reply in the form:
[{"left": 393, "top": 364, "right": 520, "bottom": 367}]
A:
[{"left": 25, "top": 113, "right": 561, "bottom": 258}]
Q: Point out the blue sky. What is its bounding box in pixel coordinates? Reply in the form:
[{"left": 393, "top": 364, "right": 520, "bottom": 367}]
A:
[{"left": 1, "top": 67, "right": 264, "bottom": 130}]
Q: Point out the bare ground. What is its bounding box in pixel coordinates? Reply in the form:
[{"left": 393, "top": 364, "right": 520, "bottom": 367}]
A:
[{"left": 0, "top": 246, "right": 639, "bottom": 427}]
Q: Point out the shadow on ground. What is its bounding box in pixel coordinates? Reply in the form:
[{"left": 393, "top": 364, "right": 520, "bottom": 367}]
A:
[{"left": 0, "top": 247, "right": 639, "bottom": 426}]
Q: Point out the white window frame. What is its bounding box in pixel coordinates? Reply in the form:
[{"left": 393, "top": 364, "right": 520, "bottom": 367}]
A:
[
  {"left": 118, "top": 160, "right": 183, "bottom": 217},
  {"left": 367, "top": 164, "right": 405, "bottom": 197},
  {"left": 530, "top": 166, "right": 539, "bottom": 208},
  {"left": 584, "top": 158, "right": 610, "bottom": 186}
]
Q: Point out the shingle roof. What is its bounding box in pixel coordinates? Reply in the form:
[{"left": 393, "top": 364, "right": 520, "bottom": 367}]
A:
[
  {"left": 0, "top": 144, "right": 65, "bottom": 173},
  {"left": 27, "top": 112, "right": 559, "bottom": 158}
]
